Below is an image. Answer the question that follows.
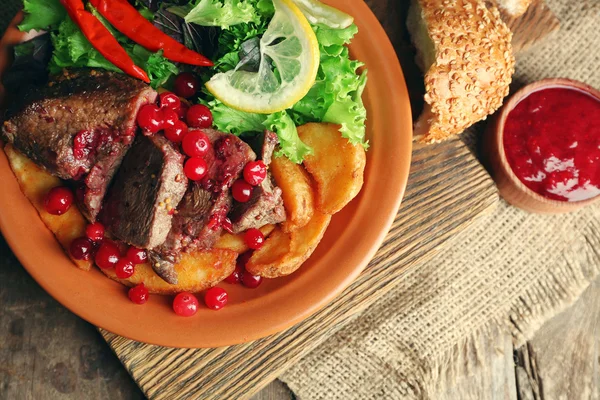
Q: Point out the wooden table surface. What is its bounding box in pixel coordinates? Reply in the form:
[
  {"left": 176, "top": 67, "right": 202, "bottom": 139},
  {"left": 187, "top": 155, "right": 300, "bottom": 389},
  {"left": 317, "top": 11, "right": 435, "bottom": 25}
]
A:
[{"left": 0, "top": 1, "right": 566, "bottom": 399}]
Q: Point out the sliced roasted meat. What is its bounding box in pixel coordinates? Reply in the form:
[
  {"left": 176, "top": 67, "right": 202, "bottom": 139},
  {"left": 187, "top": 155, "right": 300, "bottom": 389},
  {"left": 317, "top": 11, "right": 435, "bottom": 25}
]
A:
[
  {"left": 149, "top": 129, "right": 256, "bottom": 284},
  {"left": 2, "top": 70, "right": 157, "bottom": 220},
  {"left": 229, "top": 130, "right": 286, "bottom": 233},
  {"left": 100, "top": 134, "right": 187, "bottom": 277}
]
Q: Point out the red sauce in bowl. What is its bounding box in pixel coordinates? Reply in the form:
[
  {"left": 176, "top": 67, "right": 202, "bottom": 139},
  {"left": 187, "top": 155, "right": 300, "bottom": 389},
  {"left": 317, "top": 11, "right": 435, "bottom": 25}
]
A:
[{"left": 503, "top": 87, "right": 600, "bottom": 202}]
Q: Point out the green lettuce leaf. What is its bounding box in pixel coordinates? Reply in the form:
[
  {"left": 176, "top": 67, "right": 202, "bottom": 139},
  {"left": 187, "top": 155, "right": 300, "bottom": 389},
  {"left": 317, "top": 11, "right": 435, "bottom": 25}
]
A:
[
  {"left": 49, "top": 16, "right": 178, "bottom": 89},
  {"left": 291, "top": 24, "right": 368, "bottom": 148},
  {"left": 19, "top": 0, "right": 66, "bottom": 32},
  {"left": 169, "top": 0, "right": 260, "bottom": 29},
  {"left": 208, "top": 99, "right": 267, "bottom": 134},
  {"left": 265, "top": 112, "right": 313, "bottom": 163}
]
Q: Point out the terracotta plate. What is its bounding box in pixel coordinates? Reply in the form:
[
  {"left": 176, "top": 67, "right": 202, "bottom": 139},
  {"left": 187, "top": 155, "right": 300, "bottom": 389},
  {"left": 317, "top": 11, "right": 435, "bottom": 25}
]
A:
[{"left": 0, "top": 0, "right": 412, "bottom": 348}]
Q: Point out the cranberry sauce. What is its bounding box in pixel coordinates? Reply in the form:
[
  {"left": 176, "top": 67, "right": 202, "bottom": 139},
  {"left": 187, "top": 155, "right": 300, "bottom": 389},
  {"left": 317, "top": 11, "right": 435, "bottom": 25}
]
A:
[{"left": 503, "top": 87, "right": 600, "bottom": 202}]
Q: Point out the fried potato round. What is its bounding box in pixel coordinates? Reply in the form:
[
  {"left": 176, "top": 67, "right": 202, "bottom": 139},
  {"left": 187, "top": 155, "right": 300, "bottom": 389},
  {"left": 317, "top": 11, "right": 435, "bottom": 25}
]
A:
[
  {"left": 101, "top": 249, "right": 237, "bottom": 294},
  {"left": 298, "top": 123, "right": 366, "bottom": 215},
  {"left": 246, "top": 211, "right": 331, "bottom": 278},
  {"left": 4, "top": 144, "right": 92, "bottom": 271},
  {"left": 271, "top": 154, "right": 315, "bottom": 233},
  {"left": 214, "top": 224, "right": 275, "bottom": 253}
]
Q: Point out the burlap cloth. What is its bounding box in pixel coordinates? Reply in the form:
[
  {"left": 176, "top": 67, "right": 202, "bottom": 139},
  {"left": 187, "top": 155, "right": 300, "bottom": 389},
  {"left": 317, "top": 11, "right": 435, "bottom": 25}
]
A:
[
  {"left": 1, "top": 1, "right": 598, "bottom": 399},
  {"left": 279, "top": 0, "right": 600, "bottom": 398}
]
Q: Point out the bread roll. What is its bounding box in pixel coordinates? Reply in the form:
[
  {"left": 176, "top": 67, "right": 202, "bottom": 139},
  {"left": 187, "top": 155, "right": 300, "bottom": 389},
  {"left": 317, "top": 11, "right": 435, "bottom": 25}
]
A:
[
  {"left": 407, "top": 0, "right": 515, "bottom": 143},
  {"left": 496, "top": 0, "right": 532, "bottom": 17}
]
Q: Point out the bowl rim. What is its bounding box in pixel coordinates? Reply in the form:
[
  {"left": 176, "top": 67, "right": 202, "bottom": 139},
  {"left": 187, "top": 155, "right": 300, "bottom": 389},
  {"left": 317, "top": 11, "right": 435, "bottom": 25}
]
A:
[
  {"left": 494, "top": 77, "right": 600, "bottom": 208},
  {"left": 0, "top": 0, "right": 413, "bottom": 348}
]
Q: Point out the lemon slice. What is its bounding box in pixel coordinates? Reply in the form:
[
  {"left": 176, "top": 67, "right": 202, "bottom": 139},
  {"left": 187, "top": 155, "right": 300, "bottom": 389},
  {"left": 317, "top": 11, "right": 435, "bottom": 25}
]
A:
[
  {"left": 205, "top": 0, "right": 320, "bottom": 114},
  {"left": 292, "top": 0, "right": 354, "bottom": 29}
]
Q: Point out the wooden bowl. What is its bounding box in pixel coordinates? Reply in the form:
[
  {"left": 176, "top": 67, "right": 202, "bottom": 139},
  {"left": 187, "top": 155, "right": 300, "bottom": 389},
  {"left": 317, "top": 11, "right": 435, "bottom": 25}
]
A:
[
  {"left": 484, "top": 78, "right": 600, "bottom": 214},
  {"left": 0, "top": 2, "right": 413, "bottom": 348}
]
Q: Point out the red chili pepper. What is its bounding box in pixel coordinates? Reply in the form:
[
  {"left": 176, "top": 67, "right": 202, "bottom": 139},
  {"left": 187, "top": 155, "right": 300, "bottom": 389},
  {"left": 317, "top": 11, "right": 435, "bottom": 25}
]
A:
[
  {"left": 60, "top": 0, "right": 150, "bottom": 83},
  {"left": 89, "top": 0, "right": 214, "bottom": 67}
]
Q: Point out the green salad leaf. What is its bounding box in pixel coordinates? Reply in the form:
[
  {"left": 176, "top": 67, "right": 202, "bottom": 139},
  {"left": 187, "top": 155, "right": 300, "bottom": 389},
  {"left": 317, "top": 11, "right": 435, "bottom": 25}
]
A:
[
  {"left": 19, "top": 0, "right": 66, "bottom": 32},
  {"left": 208, "top": 19, "right": 368, "bottom": 162},
  {"left": 48, "top": 8, "right": 178, "bottom": 89},
  {"left": 169, "top": 0, "right": 260, "bottom": 29}
]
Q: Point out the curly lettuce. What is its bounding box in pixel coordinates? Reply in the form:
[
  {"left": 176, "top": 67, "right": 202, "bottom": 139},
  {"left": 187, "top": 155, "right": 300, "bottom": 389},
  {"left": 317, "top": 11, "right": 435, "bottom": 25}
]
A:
[
  {"left": 19, "top": 0, "right": 66, "bottom": 32},
  {"left": 169, "top": 0, "right": 262, "bottom": 29}
]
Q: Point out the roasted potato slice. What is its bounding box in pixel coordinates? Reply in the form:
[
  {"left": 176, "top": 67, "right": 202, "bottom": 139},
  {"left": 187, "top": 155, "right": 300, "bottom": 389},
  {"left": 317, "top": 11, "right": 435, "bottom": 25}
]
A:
[
  {"left": 246, "top": 211, "right": 331, "bottom": 278},
  {"left": 101, "top": 249, "right": 237, "bottom": 294},
  {"left": 271, "top": 155, "right": 315, "bottom": 233},
  {"left": 4, "top": 144, "right": 92, "bottom": 271},
  {"left": 215, "top": 224, "right": 275, "bottom": 253},
  {"left": 298, "top": 123, "right": 366, "bottom": 214}
]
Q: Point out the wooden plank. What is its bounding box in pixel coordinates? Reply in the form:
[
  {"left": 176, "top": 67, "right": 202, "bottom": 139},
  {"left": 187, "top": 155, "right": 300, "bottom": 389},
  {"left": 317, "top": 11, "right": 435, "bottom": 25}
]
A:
[
  {"left": 101, "top": 137, "right": 499, "bottom": 399},
  {"left": 438, "top": 327, "right": 518, "bottom": 400},
  {"left": 514, "top": 278, "right": 600, "bottom": 400},
  {"left": 499, "top": 0, "right": 561, "bottom": 53}
]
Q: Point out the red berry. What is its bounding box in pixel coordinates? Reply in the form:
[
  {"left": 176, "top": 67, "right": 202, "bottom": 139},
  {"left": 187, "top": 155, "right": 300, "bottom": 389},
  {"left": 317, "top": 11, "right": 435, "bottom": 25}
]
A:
[
  {"left": 162, "top": 108, "right": 179, "bottom": 128},
  {"left": 128, "top": 284, "right": 149, "bottom": 305},
  {"left": 70, "top": 237, "right": 94, "bottom": 261},
  {"left": 173, "top": 292, "right": 199, "bottom": 316},
  {"left": 243, "top": 161, "right": 267, "bottom": 186},
  {"left": 204, "top": 287, "right": 228, "bottom": 310},
  {"left": 85, "top": 222, "right": 105, "bottom": 242},
  {"left": 177, "top": 102, "right": 189, "bottom": 120},
  {"left": 137, "top": 104, "right": 164, "bottom": 133},
  {"left": 126, "top": 247, "right": 148, "bottom": 265},
  {"left": 159, "top": 92, "right": 181, "bottom": 110},
  {"left": 164, "top": 120, "right": 188, "bottom": 143},
  {"left": 224, "top": 265, "right": 242, "bottom": 284},
  {"left": 115, "top": 259, "right": 135, "bottom": 279},
  {"left": 44, "top": 186, "right": 74, "bottom": 215},
  {"left": 184, "top": 157, "right": 209, "bottom": 181},
  {"left": 174, "top": 72, "right": 199, "bottom": 99},
  {"left": 240, "top": 271, "right": 262, "bottom": 289},
  {"left": 232, "top": 180, "right": 253, "bottom": 202},
  {"left": 95, "top": 241, "right": 121, "bottom": 270},
  {"left": 186, "top": 104, "right": 213, "bottom": 129},
  {"left": 244, "top": 228, "right": 264, "bottom": 250},
  {"left": 182, "top": 131, "right": 211, "bottom": 158}
]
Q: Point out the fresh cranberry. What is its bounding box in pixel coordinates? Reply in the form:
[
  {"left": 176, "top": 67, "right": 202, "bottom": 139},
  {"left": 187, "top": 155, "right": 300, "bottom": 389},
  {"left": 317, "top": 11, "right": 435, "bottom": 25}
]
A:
[
  {"left": 70, "top": 237, "right": 94, "bottom": 261},
  {"left": 159, "top": 92, "right": 181, "bottom": 110},
  {"left": 44, "top": 186, "right": 74, "bottom": 215},
  {"left": 240, "top": 271, "right": 262, "bottom": 289},
  {"left": 174, "top": 72, "right": 199, "bottom": 99},
  {"left": 243, "top": 161, "right": 267, "bottom": 186},
  {"left": 85, "top": 222, "right": 105, "bottom": 242},
  {"left": 128, "top": 284, "right": 149, "bottom": 305},
  {"left": 115, "top": 259, "right": 135, "bottom": 279},
  {"left": 126, "top": 247, "right": 148, "bottom": 265},
  {"left": 177, "top": 102, "right": 189, "bottom": 120},
  {"left": 182, "top": 131, "right": 211, "bottom": 157},
  {"left": 162, "top": 108, "right": 179, "bottom": 128},
  {"left": 173, "top": 292, "right": 199, "bottom": 316},
  {"left": 164, "top": 120, "right": 188, "bottom": 143},
  {"left": 184, "top": 157, "right": 209, "bottom": 181},
  {"left": 232, "top": 180, "right": 253, "bottom": 202},
  {"left": 137, "top": 104, "right": 164, "bottom": 133},
  {"left": 224, "top": 265, "right": 243, "bottom": 284},
  {"left": 186, "top": 104, "right": 213, "bottom": 129},
  {"left": 204, "top": 287, "right": 228, "bottom": 310},
  {"left": 95, "top": 241, "right": 121, "bottom": 270},
  {"left": 244, "top": 228, "right": 264, "bottom": 250}
]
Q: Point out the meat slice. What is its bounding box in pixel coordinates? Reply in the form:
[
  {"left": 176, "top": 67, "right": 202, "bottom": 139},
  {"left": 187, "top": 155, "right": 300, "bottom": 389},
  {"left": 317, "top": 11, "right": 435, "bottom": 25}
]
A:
[
  {"left": 150, "top": 129, "right": 256, "bottom": 283},
  {"left": 100, "top": 134, "right": 187, "bottom": 262},
  {"left": 229, "top": 130, "right": 286, "bottom": 233},
  {"left": 2, "top": 70, "right": 157, "bottom": 220}
]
